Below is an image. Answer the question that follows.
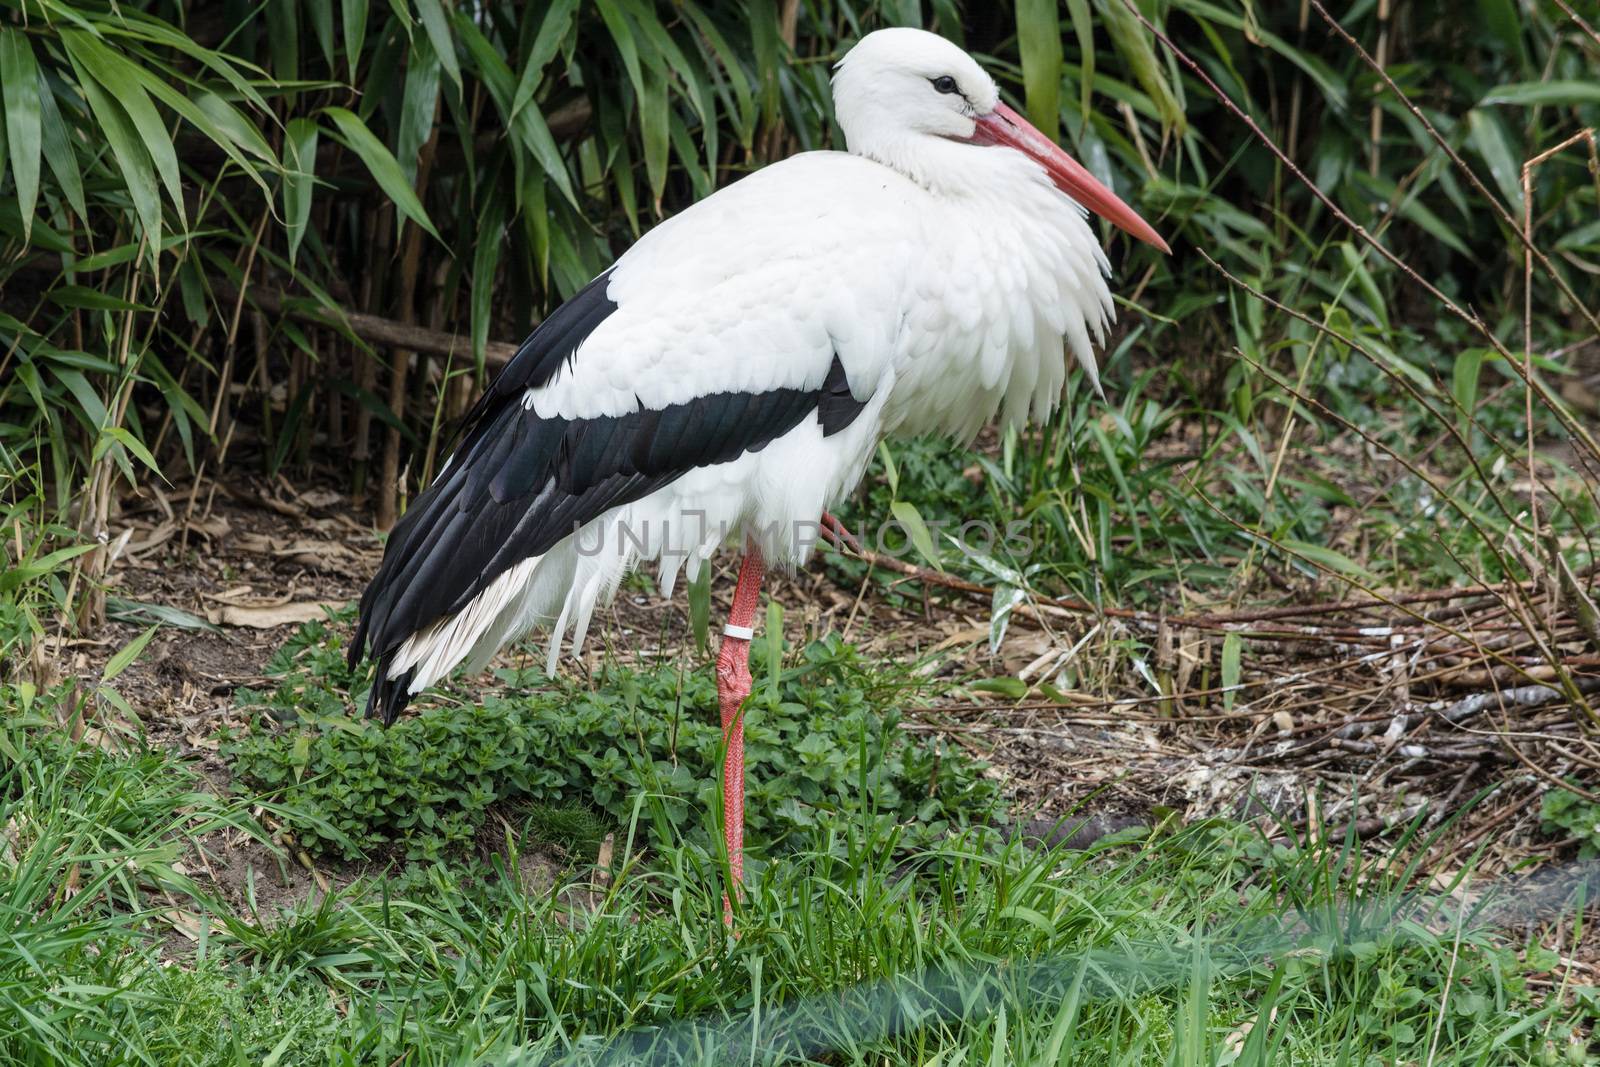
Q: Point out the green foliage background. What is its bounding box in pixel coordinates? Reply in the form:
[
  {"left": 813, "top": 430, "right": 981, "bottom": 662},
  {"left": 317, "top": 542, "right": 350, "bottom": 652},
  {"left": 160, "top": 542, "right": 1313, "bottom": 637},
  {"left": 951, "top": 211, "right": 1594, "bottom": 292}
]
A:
[{"left": 1, "top": 0, "right": 1597, "bottom": 644}]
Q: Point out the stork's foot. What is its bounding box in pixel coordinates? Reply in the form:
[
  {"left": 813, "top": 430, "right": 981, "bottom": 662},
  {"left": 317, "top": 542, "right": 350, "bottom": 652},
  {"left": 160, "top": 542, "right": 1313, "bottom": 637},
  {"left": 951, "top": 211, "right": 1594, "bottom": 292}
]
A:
[{"left": 819, "top": 511, "right": 862, "bottom": 555}]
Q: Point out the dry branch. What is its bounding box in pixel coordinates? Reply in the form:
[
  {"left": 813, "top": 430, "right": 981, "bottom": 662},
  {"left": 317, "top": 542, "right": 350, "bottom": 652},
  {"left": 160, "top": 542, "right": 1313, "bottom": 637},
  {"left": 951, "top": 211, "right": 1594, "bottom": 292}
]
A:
[
  {"left": 213, "top": 279, "right": 523, "bottom": 368},
  {"left": 13, "top": 255, "right": 529, "bottom": 369}
]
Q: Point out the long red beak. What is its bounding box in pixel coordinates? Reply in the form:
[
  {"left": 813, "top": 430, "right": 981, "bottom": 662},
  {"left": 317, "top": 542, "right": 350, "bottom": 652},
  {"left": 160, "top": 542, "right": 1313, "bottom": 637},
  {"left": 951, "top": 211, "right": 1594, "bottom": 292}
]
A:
[{"left": 969, "top": 102, "right": 1171, "bottom": 254}]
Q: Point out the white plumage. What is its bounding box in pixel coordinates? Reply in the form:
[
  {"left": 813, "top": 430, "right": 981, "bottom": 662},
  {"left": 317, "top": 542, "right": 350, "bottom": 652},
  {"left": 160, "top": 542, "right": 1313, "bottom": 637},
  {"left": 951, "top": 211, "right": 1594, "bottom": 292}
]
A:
[{"left": 353, "top": 27, "right": 1167, "bottom": 723}]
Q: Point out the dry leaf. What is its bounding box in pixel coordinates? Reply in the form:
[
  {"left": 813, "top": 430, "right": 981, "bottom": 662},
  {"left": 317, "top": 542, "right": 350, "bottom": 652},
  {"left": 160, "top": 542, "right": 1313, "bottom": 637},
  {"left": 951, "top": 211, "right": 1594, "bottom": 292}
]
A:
[
  {"left": 205, "top": 601, "right": 338, "bottom": 629},
  {"left": 1221, "top": 1008, "right": 1276, "bottom": 1061},
  {"left": 298, "top": 489, "right": 344, "bottom": 509},
  {"left": 185, "top": 515, "right": 232, "bottom": 540},
  {"left": 160, "top": 908, "right": 206, "bottom": 942},
  {"left": 124, "top": 520, "right": 176, "bottom": 556},
  {"left": 594, "top": 833, "right": 616, "bottom": 888},
  {"left": 929, "top": 625, "right": 990, "bottom": 653}
]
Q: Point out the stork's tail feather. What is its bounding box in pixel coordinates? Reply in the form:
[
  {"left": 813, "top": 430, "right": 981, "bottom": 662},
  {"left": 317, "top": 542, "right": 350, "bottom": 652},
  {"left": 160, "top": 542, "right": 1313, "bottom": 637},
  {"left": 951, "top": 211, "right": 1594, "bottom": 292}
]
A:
[{"left": 365, "top": 656, "right": 416, "bottom": 725}]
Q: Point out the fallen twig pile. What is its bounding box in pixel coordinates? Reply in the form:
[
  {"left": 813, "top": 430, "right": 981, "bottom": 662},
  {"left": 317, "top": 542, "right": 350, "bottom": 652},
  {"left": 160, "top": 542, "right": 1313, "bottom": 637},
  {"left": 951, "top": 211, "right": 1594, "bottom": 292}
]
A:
[{"left": 844, "top": 542, "right": 1600, "bottom": 865}]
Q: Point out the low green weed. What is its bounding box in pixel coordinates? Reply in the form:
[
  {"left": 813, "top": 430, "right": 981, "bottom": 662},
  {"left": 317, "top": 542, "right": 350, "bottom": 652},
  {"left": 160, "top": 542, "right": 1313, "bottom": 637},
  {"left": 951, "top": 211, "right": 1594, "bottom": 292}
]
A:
[
  {"left": 227, "top": 612, "right": 999, "bottom": 862},
  {"left": 1541, "top": 788, "right": 1600, "bottom": 859}
]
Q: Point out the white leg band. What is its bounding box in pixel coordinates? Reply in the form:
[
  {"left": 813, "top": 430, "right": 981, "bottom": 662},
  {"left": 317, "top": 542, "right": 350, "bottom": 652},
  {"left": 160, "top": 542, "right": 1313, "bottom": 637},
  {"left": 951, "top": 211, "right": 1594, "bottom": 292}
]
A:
[{"left": 722, "top": 623, "right": 755, "bottom": 641}]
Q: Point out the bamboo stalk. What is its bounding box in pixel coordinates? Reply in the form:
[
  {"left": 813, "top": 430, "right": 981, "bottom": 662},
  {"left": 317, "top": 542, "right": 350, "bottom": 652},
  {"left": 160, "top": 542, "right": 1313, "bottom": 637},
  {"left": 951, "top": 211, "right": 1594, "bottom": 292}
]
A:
[{"left": 377, "top": 114, "right": 443, "bottom": 529}]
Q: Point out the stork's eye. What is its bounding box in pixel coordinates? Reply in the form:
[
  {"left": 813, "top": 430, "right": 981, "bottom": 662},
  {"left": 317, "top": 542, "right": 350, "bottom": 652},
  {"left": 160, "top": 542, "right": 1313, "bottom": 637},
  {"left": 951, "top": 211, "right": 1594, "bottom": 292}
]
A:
[{"left": 931, "top": 75, "right": 960, "bottom": 95}]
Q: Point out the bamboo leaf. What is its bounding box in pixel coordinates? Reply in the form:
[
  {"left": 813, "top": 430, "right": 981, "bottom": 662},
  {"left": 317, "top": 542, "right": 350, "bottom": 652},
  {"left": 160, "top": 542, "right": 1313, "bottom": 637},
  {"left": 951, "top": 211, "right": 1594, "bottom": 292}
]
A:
[
  {"left": 471, "top": 193, "right": 505, "bottom": 372},
  {"left": 308, "top": 0, "right": 336, "bottom": 69},
  {"left": 323, "top": 106, "right": 440, "bottom": 240},
  {"left": 106, "top": 597, "right": 220, "bottom": 633},
  {"left": 748, "top": 2, "right": 783, "bottom": 129},
  {"left": 265, "top": 0, "right": 299, "bottom": 82},
  {"left": 193, "top": 92, "right": 276, "bottom": 163},
  {"left": 1466, "top": 108, "right": 1522, "bottom": 213},
  {"left": 412, "top": 0, "right": 461, "bottom": 88},
  {"left": 877, "top": 441, "right": 900, "bottom": 497},
  {"left": 62, "top": 30, "right": 186, "bottom": 228},
  {"left": 1393, "top": 190, "right": 1474, "bottom": 259},
  {"left": 1016, "top": 0, "right": 1063, "bottom": 143},
  {"left": 0, "top": 29, "right": 42, "bottom": 241},
  {"left": 764, "top": 599, "right": 782, "bottom": 709},
  {"left": 521, "top": 167, "right": 550, "bottom": 283},
  {"left": 617, "top": 0, "right": 705, "bottom": 120},
  {"left": 1452, "top": 347, "right": 1490, "bottom": 436},
  {"left": 49, "top": 286, "right": 150, "bottom": 312},
  {"left": 343, "top": 0, "right": 369, "bottom": 77},
  {"left": 61, "top": 64, "right": 162, "bottom": 249},
  {"left": 594, "top": 0, "right": 645, "bottom": 101},
  {"left": 454, "top": 14, "right": 577, "bottom": 207},
  {"left": 990, "top": 584, "right": 1025, "bottom": 654},
  {"left": 35, "top": 64, "right": 86, "bottom": 220},
  {"left": 513, "top": 0, "right": 578, "bottom": 120},
  {"left": 1101, "top": 0, "right": 1185, "bottom": 133},
  {"left": 1476, "top": 0, "right": 1527, "bottom": 65},
  {"left": 0, "top": 544, "right": 98, "bottom": 595},
  {"left": 101, "top": 426, "right": 162, "bottom": 476},
  {"left": 105, "top": 13, "right": 269, "bottom": 111},
  {"left": 283, "top": 118, "right": 320, "bottom": 267},
  {"left": 1277, "top": 539, "right": 1375, "bottom": 580},
  {"left": 1066, "top": 0, "right": 1095, "bottom": 120},
  {"left": 688, "top": 562, "right": 711, "bottom": 655},
  {"left": 1169, "top": 0, "right": 1345, "bottom": 113},
  {"left": 328, "top": 377, "right": 421, "bottom": 444},
  {"left": 1556, "top": 218, "right": 1600, "bottom": 252},
  {"left": 972, "top": 675, "right": 1028, "bottom": 699},
  {"left": 640, "top": 63, "right": 670, "bottom": 206},
  {"left": 134, "top": 75, "right": 273, "bottom": 199},
  {"left": 398, "top": 34, "right": 442, "bottom": 186},
  {"left": 683, "top": 6, "right": 756, "bottom": 147},
  {"left": 1481, "top": 81, "right": 1600, "bottom": 107}
]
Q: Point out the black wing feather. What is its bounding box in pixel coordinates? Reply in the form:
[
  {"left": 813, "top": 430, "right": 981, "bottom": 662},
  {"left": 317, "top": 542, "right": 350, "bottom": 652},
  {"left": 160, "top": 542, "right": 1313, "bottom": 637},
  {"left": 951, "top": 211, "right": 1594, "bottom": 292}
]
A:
[{"left": 352, "top": 272, "right": 871, "bottom": 724}]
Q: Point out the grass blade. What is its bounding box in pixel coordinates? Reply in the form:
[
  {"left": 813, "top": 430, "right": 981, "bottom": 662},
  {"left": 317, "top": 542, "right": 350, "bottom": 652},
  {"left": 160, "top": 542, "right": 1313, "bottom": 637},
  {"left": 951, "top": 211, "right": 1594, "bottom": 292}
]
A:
[{"left": 102, "top": 623, "right": 158, "bottom": 682}]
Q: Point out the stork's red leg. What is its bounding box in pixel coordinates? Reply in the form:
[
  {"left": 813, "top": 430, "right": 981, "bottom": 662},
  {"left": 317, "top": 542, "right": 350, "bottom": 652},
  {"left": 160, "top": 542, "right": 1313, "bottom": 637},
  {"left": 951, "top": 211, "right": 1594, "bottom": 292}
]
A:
[
  {"left": 818, "top": 511, "right": 862, "bottom": 555},
  {"left": 716, "top": 543, "right": 765, "bottom": 915}
]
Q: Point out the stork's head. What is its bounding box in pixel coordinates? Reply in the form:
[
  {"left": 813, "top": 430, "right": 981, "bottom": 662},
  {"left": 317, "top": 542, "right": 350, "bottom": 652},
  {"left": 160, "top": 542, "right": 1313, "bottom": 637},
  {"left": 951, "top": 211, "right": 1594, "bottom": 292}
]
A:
[{"left": 833, "top": 28, "right": 1169, "bottom": 253}]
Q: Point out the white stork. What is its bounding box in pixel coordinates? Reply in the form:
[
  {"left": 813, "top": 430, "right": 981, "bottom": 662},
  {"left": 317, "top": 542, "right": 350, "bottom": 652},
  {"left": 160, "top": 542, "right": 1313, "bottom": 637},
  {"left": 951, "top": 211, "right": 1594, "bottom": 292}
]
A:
[{"left": 350, "top": 27, "right": 1169, "bottom": 891}]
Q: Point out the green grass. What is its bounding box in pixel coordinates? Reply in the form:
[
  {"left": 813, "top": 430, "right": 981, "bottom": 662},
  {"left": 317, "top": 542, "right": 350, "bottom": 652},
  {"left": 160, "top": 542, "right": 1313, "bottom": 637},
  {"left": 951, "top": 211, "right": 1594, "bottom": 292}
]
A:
[{"left": 3, "top": 667, "right": 1596, "bottom": 1066}]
